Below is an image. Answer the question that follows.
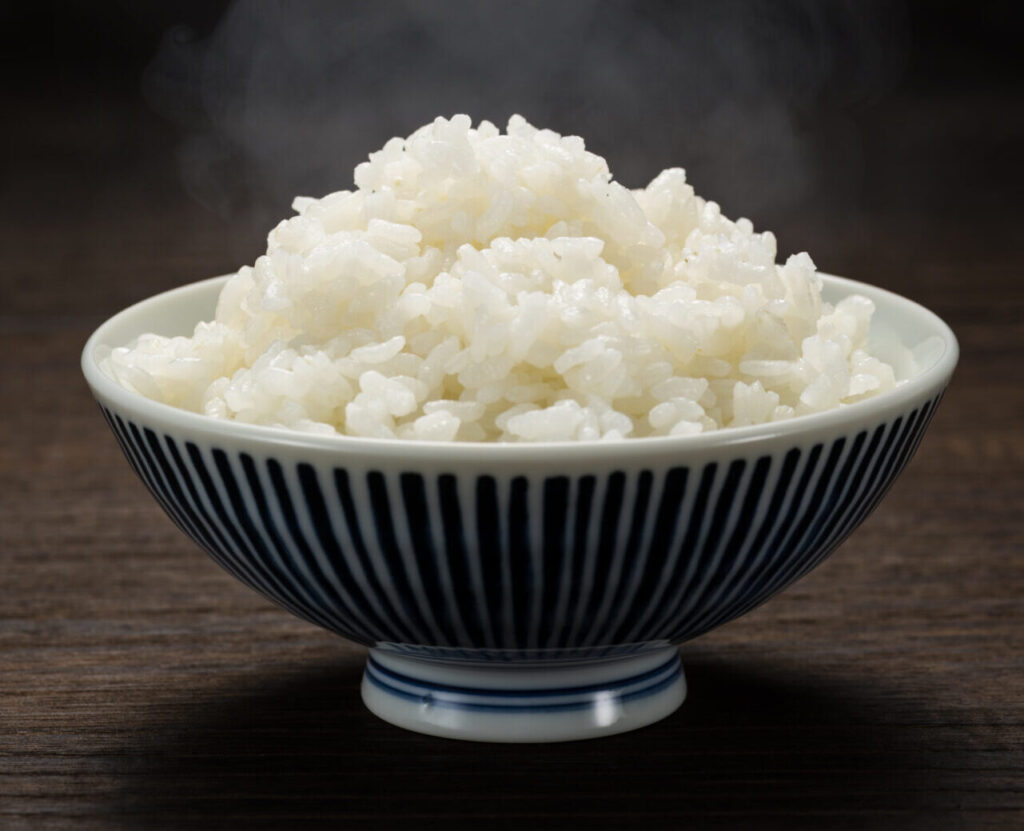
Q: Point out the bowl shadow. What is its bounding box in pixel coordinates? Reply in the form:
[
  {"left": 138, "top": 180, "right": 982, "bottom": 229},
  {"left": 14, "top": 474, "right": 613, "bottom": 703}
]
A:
[{"left": 111, "top": 649, "right": 949, "bottom": 829}]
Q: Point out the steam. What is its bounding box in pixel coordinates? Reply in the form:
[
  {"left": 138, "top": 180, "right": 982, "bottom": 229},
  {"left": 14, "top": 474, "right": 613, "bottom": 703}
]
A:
[{"left": 143, "top": 0, "right": 908, "bottom": 232}]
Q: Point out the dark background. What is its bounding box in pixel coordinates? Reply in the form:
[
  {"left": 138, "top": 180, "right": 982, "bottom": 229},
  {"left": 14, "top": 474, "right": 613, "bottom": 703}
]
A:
[
  {"left": 3, "top": 0, "right": 1023, "bottom": 285},
  {"left": 2, "top": 2, "right": 1022, "bottom": 829}
]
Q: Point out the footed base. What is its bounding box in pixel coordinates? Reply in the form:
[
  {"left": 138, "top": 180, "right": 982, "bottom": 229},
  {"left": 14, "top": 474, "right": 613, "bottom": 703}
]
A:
[{"left": 361, "top": 646, "right": 685, "bottom": 742}]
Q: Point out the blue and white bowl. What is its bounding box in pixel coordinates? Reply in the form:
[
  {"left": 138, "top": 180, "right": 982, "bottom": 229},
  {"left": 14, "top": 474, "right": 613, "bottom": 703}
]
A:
[{"left": 81, "top": 273, "right": 957, "bottom": 742}]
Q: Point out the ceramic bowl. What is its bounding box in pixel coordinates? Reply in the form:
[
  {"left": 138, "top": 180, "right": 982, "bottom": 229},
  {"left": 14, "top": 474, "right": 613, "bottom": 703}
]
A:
[{"left": 81, "top": 273, "right": 957, "bottom": 742}]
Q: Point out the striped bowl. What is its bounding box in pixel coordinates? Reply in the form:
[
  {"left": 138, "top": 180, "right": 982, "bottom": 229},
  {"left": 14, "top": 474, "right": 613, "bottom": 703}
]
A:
[{"left": 81, "top": 274, "right": 957, "bottom": 741}]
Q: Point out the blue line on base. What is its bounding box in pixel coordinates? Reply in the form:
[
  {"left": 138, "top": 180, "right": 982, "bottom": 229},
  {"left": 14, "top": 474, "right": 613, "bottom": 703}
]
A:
[
  {"left": 363, "top": 658, "right": 683, "bottom": 713},
  {"left": 366, "top": 652, "right": 680, "bottom": 698}
]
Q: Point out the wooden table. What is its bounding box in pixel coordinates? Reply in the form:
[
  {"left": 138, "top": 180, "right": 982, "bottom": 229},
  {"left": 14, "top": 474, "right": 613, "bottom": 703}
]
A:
[{"left": 2, "top": 89, "right": 1022, "bottom": 830}]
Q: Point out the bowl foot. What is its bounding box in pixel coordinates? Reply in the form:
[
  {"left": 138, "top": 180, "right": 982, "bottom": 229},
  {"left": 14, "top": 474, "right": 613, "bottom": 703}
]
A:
[{"left": 361, "top": 646, "right": 685, "bottom": 742}]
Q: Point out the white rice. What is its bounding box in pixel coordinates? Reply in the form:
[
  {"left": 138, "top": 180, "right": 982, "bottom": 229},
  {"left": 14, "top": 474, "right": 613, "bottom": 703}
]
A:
[{"left": 102, "top": 115, "right": 898, "bottom": 442}]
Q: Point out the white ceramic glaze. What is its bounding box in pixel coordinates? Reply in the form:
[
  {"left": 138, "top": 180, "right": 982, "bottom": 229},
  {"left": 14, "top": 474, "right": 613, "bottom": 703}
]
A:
[{"left": 362, "top": 647, "right": 686, "bottom": 742}]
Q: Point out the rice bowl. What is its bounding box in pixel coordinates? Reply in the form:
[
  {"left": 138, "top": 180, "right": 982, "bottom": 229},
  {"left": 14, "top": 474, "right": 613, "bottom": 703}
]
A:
[{"left": 82, "top": 116, "right": 958, "bottom": 741}]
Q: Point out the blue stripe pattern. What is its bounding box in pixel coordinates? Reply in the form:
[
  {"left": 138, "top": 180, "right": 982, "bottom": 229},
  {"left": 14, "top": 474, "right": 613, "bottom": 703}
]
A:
[{"left": 101, "top": 396, "right": 940, "bottom": 657}]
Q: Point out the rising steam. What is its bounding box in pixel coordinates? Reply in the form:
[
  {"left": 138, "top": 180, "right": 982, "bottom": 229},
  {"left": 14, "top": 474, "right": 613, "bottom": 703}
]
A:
[{"left": 142, "top": 0, "right": 908, "bottom": 232}]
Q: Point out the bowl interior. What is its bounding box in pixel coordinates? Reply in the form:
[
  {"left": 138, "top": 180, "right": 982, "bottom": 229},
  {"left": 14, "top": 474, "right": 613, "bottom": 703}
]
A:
[{"left": 93, "top": 275, "right": 228, "bottom": 347}]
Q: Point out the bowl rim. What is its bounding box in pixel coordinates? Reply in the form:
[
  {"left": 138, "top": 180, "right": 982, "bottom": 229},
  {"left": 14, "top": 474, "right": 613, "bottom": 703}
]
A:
[{"left": 82, "top": 272, "right": 958, "bottom": 460}]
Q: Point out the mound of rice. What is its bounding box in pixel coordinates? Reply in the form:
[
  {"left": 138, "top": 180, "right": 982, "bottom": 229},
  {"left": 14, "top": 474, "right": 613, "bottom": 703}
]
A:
[{"left": 103, "top": 114, "right": 897, "bottom": 442}]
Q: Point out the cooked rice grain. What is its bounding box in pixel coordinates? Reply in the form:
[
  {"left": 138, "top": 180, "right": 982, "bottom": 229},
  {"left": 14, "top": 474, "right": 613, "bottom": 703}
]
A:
[{"left": 103, "top": 115, "right": 897, "bottom": 442}]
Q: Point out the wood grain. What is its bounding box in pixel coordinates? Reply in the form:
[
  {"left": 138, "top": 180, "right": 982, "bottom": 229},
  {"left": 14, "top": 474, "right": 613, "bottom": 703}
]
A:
[{"left": 1, "top": 91, "right": 1022, "bottom": 830}]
